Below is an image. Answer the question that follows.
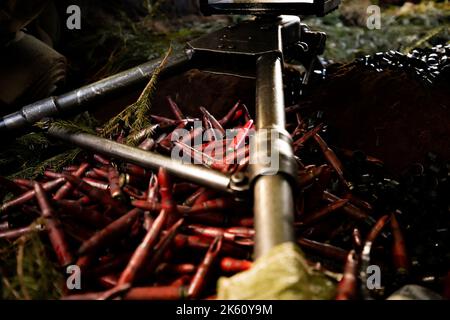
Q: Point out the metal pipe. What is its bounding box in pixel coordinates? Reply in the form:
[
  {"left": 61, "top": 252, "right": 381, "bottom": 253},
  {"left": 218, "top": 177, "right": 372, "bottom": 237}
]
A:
[
  {"left": 47, "top": 127, "right": 232, "bottom": 193},
  {"left": 0, "top": 52, "right": 191, "bottom": 132},
  {"left": 253, "top": 53, "right": 296, "bottom": 258},
  {"left": 255, "top": 55, "right": 286, "bottom": 131}
]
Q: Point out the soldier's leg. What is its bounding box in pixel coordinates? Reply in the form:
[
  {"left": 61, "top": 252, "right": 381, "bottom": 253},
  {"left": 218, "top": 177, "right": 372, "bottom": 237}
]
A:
[
  {"left": 0, "top": 0, "right": 66, "bottom": 110},
  {"left": 0, "top": 31, "right": 66, "bottom": 109}
]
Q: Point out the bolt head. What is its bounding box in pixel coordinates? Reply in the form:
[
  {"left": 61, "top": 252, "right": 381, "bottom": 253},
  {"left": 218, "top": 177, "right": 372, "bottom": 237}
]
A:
[{"left": 231, "top": 172, "right": 247, "bottom": 185}]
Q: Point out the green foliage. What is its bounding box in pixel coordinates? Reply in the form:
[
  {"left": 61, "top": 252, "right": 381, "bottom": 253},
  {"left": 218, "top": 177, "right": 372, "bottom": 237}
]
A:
[
  {"left": 1, "top": 225, "right": 64, "bottom": 300},
  {"left": 306, "top": 1, "right": 449, "bottom": 62},
  {"left": 1, "top": 113, "right": 98, "bottom": 180},
  {"left": 101, "top": 47, "right": 173, "bottom": 140},
  {"left": 8, "top": 148, "right": 82, "bottom": 180},
  {"left": 43, "top": 119, "right": 97, "bottom": 135},
  {"left": 0, "top": 132, "right": 49, "bottom": 179}
]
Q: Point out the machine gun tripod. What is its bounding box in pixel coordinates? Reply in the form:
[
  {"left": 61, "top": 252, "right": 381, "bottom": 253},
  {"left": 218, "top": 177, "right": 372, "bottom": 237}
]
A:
[{"left": 0, "top": 1, "right": 340, "bottom": 258}]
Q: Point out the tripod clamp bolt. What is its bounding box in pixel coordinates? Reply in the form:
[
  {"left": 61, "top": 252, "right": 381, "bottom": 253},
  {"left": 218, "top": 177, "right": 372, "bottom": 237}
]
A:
[
  {"left": 228, "top": 171, "right": 251, "bottom": 200},
  {"left": 248, "top": 126, "right": 299, "bottom": 188}
]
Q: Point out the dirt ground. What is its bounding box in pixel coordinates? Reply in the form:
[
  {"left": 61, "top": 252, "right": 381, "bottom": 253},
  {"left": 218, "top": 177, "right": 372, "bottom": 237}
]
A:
[
  {"left": 304, "top": 63, "right": 450, "bottom": 173},
  {"left": 129, "top": 64, "right": 449, "bottom": 175}
]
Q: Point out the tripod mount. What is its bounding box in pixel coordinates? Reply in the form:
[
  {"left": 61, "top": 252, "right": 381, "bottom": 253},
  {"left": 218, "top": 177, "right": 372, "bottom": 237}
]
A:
[{"left": 0, "top": 2, "right": 340, "bottom": 258}]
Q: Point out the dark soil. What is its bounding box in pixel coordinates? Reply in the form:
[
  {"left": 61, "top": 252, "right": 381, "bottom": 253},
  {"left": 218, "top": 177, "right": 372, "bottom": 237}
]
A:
[
  {"left": 154, "top": 69, "right": 255, "bottom": 120},
  {"left": 94, "top": 69, "right": 255, "bottom": 125},
  {"left": 305, "top": 63, "right": 450, "bottom": 174},
  {"left": 137, "top": 65, "right": 449, "bottom": 175}
]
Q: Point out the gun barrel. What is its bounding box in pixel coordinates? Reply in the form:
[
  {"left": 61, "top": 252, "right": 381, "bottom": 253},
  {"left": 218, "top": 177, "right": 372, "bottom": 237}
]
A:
[{"left": 0, "top": 52, "right": 191, "bottom": 132}]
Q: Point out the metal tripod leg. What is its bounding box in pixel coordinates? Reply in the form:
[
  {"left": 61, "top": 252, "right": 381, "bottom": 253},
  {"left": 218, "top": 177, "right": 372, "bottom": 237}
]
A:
[
  {"left": 47, "top": 126, "right": 235, "bottom": 194},
  {"left": 252, "top": 53, "right": 297, "bottom": 258}
]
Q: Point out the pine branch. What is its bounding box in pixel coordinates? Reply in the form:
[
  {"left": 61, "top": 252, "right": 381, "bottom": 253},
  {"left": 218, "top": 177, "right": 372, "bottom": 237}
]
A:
[
  {"left": 402, "top": 26, "right": 445, "bottom": 54},
  {"left": 0, "top": 225, "right": 63, "bottom": 300},
  {"left": 101, "top": 46, "right": 173, "bottom": 140},
  {"left": 46, "top": 119, "right": 97, "bottom": 135},
  {"left": 8, "top": 148, "right": 82, "bottom": 180}
]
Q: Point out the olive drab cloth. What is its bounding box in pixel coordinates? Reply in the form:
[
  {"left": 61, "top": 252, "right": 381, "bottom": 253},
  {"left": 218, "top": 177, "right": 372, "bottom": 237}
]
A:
[
  {"left": 217, "top": 242, "right": 337, "bottom": 300},
  {"left": 0, "top": 31, "right": 66, "bottom": 107},
  {"left": 0, "top": 0, "right": 50, "bottom": 37},
  {"left": 0, "top": 0, "right": 65, "bottom": 108}
]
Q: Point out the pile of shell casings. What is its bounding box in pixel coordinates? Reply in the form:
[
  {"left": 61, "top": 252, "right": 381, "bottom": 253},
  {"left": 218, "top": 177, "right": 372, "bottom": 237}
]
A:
[{"left": 1, "top": 95, "right": 448, "bottom": 300}]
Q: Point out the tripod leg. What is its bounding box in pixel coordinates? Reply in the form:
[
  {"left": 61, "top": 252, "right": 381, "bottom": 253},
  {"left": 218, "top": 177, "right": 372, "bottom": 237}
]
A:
[
  {"left": 0, "top": 52, "right": 191, "bottom": 133},
  {"left": 252, "top": 53, "right": 297, "bottom": 258},
  {"left": 47, "top": 126, "right": 233, "bottom": 193}
]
